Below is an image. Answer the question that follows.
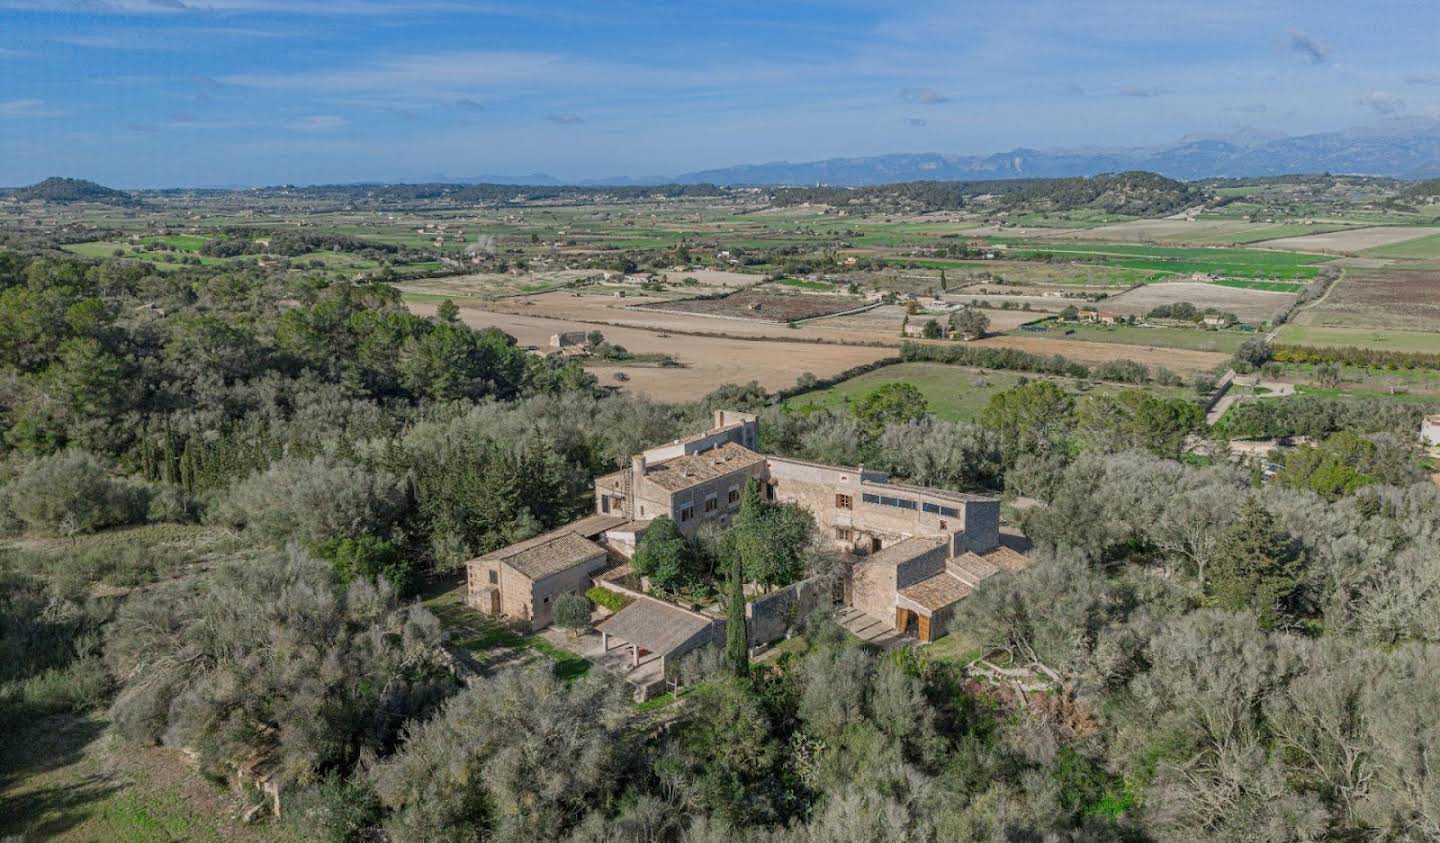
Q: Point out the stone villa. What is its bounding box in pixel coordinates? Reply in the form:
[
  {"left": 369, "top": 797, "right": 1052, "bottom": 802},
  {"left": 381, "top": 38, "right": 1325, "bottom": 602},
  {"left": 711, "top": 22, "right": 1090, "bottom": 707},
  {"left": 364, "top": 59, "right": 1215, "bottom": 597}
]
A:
[{"left": 466, "top": 410, "right": 1022, "bottom": 651}]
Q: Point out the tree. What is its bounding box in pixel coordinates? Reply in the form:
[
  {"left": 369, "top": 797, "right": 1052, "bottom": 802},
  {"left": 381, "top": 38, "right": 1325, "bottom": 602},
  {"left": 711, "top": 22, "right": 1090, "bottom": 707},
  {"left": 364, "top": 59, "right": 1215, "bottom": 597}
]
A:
[
  {"left": 311, "top": 534, "right": 417, "bottom": 596},
  {"left": 1075, "top": 390, "right": 1204, "bottom": 460},
  {"left": 1233, "top": 336, "right": 1271, "bottom": 373},
  {"left": 939, "top": 268, "right": 948, "bottom": 291},
  {"left": 1207, "top": 497, "right": 1305, "bottom": 629},
  {"left": 435, "top": 298, "right": 460, "bottom": 323},
  {"left": 630, "top": 515, "right": 697, "bottom": 592},
  {"left": 553, "top": 592, "right": 593, "bottom": 638},
  {"left": 851, "top": 382, "right": 928, "bottom": 436},
  {"left": 211, "top": 455, "right": 408, "bottom": 548},
  {"left": 1059, "top": 305, "right": 1079, "bottom": 321},
  {"left": 980, "top": 380, "right": 1076, "bottom": 462},
  {"left": 724, "top": 546, "right": 748, "bottom": 677},
  {"left": 950, "top": 308, "right": 990, "bottom": 341}
]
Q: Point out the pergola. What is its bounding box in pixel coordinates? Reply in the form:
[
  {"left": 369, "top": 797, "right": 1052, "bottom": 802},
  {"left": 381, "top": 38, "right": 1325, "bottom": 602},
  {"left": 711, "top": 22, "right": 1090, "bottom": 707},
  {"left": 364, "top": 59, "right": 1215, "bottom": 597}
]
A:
[{"left": 595, "top": 595, "right": 714, "bottom": 670}]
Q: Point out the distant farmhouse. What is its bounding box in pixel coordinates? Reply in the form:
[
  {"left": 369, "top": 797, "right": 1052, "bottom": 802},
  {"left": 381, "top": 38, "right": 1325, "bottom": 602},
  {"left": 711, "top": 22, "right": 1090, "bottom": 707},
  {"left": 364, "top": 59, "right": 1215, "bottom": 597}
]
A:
[{"left": 466, "top": 411, "right": 1022, "bottom": 694}]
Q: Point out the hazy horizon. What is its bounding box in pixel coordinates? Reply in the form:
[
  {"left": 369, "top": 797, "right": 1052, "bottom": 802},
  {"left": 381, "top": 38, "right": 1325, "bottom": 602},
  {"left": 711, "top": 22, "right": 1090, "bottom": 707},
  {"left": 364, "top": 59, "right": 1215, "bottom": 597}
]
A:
[{"left": 4, "top": 0, "right": 1440, "bottom": 187}]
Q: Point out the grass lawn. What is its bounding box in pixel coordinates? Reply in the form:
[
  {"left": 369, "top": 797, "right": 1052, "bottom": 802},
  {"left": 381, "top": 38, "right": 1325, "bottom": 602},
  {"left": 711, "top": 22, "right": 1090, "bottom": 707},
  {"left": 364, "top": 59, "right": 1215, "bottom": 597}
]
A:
[
  {"left": 784, "top": 362, "right": 1196, "bottom": 423},
  {"left": 0, "top": 713, "right": 306, "bottom": 843},
  {"left": 1012, "top": 320, "right": 1249, "bottom": 353},
  {"left": 422, "top": 578, "right": 591, "bottom": 680},
  {"left": 988, "top": 241, "right": 1331, "bottom": 279},
  {"left": 1272, "top": 361, "right": 1440, "bottom": 397},
  {"left": 1275, "top": 325, "right": 1440, "bottom": 354}
]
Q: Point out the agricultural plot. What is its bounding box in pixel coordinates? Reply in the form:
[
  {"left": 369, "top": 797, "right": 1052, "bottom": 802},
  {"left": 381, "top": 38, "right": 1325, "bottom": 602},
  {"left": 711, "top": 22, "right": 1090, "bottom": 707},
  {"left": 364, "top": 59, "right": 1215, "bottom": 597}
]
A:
[
  {"left": 632, "top": 286, "right": 863, "bottom": 322},
  {"left": 1011, "top": 320, "right": 1249, "bottom": 354},
  {"left": 1041, "top": 218, "right": 1359, "bottom": 245},
  {"left": 1359, "top": 232, "right": 1440, "bottom": 259},
  {"left": 1257, "top": 225, "right": 1440, "bottom": 254},
  {"left": 875, "top": 257, "right": 1161, "bottom": 286},
  {"left": 784, "top": 362, "right": 1196, "bottom": 423},
  {"left": 1275, "top": 326, "right": 1440, "bottom": 354},
  {"left": 993, "top": 242, "right": 1331, "bottom": 280},
  {"left": 1289, "top": 267, "right": 1440, "bottom": 333},
  {"left": 1104, "top": 281, "right": 1297, "bottom": 324}
]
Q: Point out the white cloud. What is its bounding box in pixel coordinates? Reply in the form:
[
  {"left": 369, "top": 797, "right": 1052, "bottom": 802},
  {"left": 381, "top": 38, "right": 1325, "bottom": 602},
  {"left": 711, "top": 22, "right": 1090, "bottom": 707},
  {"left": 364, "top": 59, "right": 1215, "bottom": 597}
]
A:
[
  {"left": 0, "top": 98, "right": 63, "bottom": 117},
  {"left": 287, "top": 114, "right": 347, "bottom": 130},
  {"left": 1357, "top": 90, "right": 1404, "bottom": 114}
]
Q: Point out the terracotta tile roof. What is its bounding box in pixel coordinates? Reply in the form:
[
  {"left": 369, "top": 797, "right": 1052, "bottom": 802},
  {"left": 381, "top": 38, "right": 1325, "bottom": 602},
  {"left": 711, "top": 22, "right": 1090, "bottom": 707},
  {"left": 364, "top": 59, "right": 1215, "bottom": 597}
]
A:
[
  {"left": 982, "top": 545, "right": 1028, "bottom": 573},
  {"left": 643, "top": 442, "right": 766, "bottom": 492},
  {"left": 474, "top": 526, "right": 607, "bottom": 581},
  {"left": 899, "top": 571, "right": 973, "bottom": 612}
]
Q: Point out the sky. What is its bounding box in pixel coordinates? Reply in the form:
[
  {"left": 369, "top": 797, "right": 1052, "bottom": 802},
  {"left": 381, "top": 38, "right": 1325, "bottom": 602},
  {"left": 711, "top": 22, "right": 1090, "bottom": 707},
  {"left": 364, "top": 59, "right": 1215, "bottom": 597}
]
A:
[{"left": 2, "top": 0, "right": 1440, "bottom": 187}]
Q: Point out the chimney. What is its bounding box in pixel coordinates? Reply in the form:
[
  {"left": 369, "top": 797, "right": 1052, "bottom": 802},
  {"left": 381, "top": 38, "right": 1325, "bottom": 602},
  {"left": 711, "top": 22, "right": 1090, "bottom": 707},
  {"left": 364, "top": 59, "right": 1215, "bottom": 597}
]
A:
[{"left": 713, "top": 409, "right": 725, "bottom": 430}]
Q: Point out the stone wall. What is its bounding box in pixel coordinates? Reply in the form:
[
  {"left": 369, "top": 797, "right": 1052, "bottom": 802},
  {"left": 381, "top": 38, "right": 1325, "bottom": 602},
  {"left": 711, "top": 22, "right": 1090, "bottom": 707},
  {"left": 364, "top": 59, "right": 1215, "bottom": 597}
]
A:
[
  {"left": 528, "top": 553, "right": 607, "bottom": 630},
  {"left": 745, "top": 574, "right": 832, "bottom": 647}
]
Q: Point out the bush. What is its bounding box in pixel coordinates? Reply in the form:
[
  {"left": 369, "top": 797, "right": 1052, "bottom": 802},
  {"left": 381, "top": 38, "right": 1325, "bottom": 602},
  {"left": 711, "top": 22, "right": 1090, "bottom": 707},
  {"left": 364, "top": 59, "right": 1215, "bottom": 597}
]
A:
[
  {"left": 311, "top": 535, "right": 417, "bottom": 596},
  {"left": 2, "top": 450, "right": 143, "bottom": 535},
  {"left": 586, "top": 586, "right": 629, "bottom": 613},
  {"left": 211, "top": 455, "right": 407, "bottom": 547}
]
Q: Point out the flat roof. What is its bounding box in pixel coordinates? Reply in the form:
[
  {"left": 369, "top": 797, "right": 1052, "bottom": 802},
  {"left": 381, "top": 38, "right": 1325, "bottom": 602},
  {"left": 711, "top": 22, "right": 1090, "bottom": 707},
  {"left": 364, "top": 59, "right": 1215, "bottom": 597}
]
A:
[
  {"left": 643, "top": 441, "right": 766, "bottom": 492},
  {"left": 863, "top": 536, "right": 947, "bottom": 568},
  {"left": 863, "top": 478, "right": 995, "bottom": 505},
  {"left": 595, "top": 595, "right": 713, "bottom": 657}
]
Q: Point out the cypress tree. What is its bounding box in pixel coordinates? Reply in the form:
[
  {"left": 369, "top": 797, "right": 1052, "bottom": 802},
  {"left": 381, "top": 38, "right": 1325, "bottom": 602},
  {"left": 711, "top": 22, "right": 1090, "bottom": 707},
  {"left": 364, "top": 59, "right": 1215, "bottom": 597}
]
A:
[{"left": 725, "top": 549, "right": 748, "bottom": 677}]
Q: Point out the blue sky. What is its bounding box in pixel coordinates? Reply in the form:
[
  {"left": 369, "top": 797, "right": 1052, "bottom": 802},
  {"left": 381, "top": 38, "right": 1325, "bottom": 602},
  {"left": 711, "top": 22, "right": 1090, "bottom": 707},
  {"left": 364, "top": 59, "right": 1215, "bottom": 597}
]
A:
[{"left": 2, "top": 0, "right": 1439, "bottom": 187}]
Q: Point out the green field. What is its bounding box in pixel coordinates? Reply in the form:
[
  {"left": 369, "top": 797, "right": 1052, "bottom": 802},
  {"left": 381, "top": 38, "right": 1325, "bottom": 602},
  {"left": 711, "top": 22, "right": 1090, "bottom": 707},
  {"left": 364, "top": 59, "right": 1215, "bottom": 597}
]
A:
[
  {"left": 777, "top": 276, "right": 835, "bottom": 290},
  {"left": 990, "top": 241, "right": 1331, "bottom": 280},
  {"left": 1275, "top": 325, "right": 1440, "bottom": 353},
  {"left": 1012, "top": 320, "right": 1248, "bottom": 353},
  {"left": 784, "top": 362, "right": 1194, "bottom": 422},
  {"left": 1213, "top": 278, "right": 1307, "bottom": 292},
  {"left": 1361, "top": 232, "right": 1440, "bottom": 259}
]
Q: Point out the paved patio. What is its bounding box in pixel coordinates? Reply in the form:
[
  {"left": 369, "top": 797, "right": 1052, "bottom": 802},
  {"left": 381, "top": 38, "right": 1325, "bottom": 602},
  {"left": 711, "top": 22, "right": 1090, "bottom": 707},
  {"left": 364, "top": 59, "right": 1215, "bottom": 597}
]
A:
[{"left": 837, "top": 606, "right": 914, "bottom": 650}]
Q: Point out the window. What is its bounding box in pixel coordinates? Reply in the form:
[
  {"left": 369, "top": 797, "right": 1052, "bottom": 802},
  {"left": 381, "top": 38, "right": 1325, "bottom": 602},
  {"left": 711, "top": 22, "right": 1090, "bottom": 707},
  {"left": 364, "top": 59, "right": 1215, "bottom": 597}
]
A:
[
  {"left": 679, "top": 504, "right": 694, "bottom": 522},
  {"left": 835, "top": 493, "right": 853, "bottom": 510},
  {"left": 921, "top": 501, "right": 960, "bottom": 518},
  {"left": 766, "top": 483, "right": 776, "bottom": 501},
  {"left": 488, "top": 570, "right": 498, "bottom": 585},
  {"left": 601, "top": 496, "right": 611, "bottom": 513},
  {"left": 704, "top": 496, "right": 718, "bottom": 513},
  {"left": 862, "top": 493, "right": 880, "bottom": 504},
  {"left": 728, "top": 487, "right": 740, "bottom": 504},
  {"left": 835, "top": 527, "right": 853, "bottom": 541}
]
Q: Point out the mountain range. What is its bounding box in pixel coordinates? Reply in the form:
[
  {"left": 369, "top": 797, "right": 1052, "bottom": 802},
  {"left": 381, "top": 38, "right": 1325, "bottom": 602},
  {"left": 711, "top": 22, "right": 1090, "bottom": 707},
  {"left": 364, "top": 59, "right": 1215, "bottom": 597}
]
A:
[{"left": 441, "top": 121, "right": 1440, "bottom": 187}]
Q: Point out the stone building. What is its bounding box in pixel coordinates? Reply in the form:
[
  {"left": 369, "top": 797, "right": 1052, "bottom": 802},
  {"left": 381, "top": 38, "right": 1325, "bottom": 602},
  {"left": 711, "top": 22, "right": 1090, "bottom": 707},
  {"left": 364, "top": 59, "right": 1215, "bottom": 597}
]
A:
[
  {"left": 468, "top": 409, "right": 1018, "bottom": 643},
  {"left": 466, "top": 514, "right": 623, "bottom": 631},
  {"left": 1423, "top": 414, "right": 1440, "bottom": 448}
]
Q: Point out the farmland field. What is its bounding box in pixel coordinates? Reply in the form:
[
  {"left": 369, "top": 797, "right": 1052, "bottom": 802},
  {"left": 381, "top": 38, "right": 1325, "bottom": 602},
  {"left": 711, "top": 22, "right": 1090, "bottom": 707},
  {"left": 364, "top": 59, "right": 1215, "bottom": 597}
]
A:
[
  {"left": 1104, "top": 280, "right": 1298, "bottom": 323},
  {"left": 1011, "top": 319, "right": 1249, "bottom": 353},
  {"left": 1289, "top": 267, "right": 1440, "bottom": 333},
  {"left": 1274, "top": 325, "right": 1440, "bottom": 354},
  {"left": 1039, "top": 218, "right": 1361, "bottom": 245},
  {"left": 989, "top": 242, "right": 1331, "bottom": 280},
  {"left": 1360, "top": 232, "right": 1440, "bottom": 259},
  {"left": 1258, "top": 225, "right": 1440, "bottom": 253},
  {"left": 632, "top": 286, "right": 863, "bottom": 322},
  {"left": 784, "top": 361, "right": 1196, "bottom": 422}
]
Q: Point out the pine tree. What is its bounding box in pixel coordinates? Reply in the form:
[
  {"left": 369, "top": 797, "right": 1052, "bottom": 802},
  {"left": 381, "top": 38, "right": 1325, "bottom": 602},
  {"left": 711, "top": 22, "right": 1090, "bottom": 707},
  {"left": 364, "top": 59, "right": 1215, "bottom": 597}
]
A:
[
  {"left": 1207, "top": 496, "right": 1305, "bottom": 629},
  {"left": 939, "top": 268, "right": 947, "bottom": 292}
]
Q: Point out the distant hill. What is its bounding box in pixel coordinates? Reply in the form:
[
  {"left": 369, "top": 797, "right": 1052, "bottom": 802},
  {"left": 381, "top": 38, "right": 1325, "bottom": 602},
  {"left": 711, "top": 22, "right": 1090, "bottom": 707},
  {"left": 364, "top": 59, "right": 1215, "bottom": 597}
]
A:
[
  {"left": 662, "top": 122, "right": 1440, "bottom": 186},
  {"left": 768, "top": 171, "right": 1203, "bottom": 215},
  {"left": 8, "top": 177, "right": 137, "bottom": 205}
]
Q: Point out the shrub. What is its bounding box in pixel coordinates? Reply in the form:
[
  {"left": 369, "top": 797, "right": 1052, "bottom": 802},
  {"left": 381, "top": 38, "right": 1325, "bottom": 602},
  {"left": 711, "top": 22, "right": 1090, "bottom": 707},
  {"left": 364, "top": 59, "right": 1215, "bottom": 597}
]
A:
[
  {"left": 211, "top": 455, "right": 407, "bottom": 547},
  {"left": 312, "top": 535, "right": 417, "bottom": 596},
  {"left": 586, "top": 586, "right": 629, "bottom": 613},
  {"left": 2, "top": 450, "right": 143, "bottom": 535}
]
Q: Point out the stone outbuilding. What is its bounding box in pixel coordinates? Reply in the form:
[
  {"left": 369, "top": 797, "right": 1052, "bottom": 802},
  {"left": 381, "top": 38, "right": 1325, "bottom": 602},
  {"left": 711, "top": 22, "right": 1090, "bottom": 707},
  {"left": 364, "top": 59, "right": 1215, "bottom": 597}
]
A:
[{"left": 465, "top": 514, "right": 624, "bottom": 630}]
